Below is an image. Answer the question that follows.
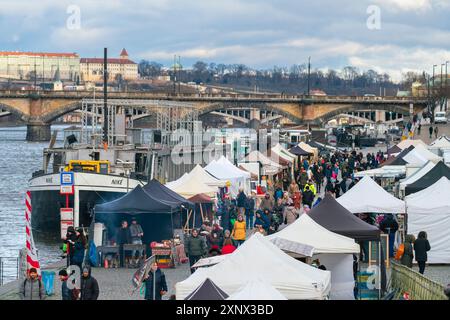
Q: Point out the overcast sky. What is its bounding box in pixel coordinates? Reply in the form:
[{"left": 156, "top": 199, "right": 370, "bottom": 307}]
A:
[{"left": 1, "top": 0, "right": 450, "bottom": 81}]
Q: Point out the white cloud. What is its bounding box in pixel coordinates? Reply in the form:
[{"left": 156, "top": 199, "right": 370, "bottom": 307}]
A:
[{"left": 373, "top": 0, "right": 433, "bottom": 11}]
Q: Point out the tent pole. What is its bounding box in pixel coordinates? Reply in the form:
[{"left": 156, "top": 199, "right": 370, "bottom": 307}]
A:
[{"left": 199, "top": 203, "right": 205, "bottom": 223}]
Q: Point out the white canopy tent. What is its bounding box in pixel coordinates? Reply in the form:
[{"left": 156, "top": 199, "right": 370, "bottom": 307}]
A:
[
  {"left": 405, "top": 177, "right": 450, "bottom": 264},
  {"left": 168, "top": 176, "right": 218, "bottom": 198},
  {"left": 402, "top": 144, "right": 442, "bottom": 166},
  {"left": 396, "top": 139, "right": 427, "bottom": 151},
  {"left": 188, "top": 164, "right": 227, "bottom": 187},
  {"left": 298, "top": 142, "right": 319, "bottom": 159},
  {"left": 165, "top": 172, "right": 189, "bottom": 190},
  {"left": 267, "top": 214, "right": 359, "bottom": 300},
  {"left": 429, "top": 136, "right": 450, "bottom": 148},
  {"left": 353, "top": 165, "right": 406, "bottom": 179},
  {"left": 271, "top": 144, "right": 297, "bottom": 163},
  {"left": 205, "top": 156, "right": 251, "bottom": 196},
  {"left": 226, "top": 280, "right": 288, "bottom": 300},
  {"left": 399, "top": 161, "right": 436, "bottom": 196},
  {"left": 336, "top": 176, "right": 405, "bottom": 213},
  {"left": 239, "top": 150, "right": 285, "bottom": 176},
  {"left": 175, "top": 233, "right": 331, "bottom": 300}
]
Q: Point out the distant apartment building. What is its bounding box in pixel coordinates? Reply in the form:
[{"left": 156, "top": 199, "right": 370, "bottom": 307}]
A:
[
  {"left": 80, "top": 48, "right": 138, "bottom": 82},
  {"left": 0, "top": 51, "right": 80, "bottom": 81}
]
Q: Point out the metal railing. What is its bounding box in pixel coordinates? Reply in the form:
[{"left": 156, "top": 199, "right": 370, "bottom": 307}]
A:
[
  {"left": 0, "top": 257, "right": 20, "bottom": 286},
  {"left": 390, "top": 261, "right": 447, "bottom": 300},
  {"left": 0, "top": 89, "right": 426, "bottom": 102}
]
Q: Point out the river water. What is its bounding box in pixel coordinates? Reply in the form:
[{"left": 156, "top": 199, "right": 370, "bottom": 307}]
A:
[{"left": 0, "top": 126, "right": 67, "bottom": 283}]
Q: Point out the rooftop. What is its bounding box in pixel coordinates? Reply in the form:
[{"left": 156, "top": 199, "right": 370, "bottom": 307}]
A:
[
  {"left": 0, "top": 51, "right": 79, "bottom": 58},
  {"left": 80, "top": 58, "right": 137, "bottom": 65}
]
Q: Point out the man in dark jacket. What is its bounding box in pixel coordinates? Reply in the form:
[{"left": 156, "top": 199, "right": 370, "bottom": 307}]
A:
[
  {"left": 80, "top": 267, "right": 99, "bottom": 300},
  {"left": 414, "top": 231, "right": 431, "bottom": 275},
  {"left": 116, "top": 220, "right": 132, "bottom": 267},
  {"left": 302, "top": 185, "right": 315, "bottom": 208},
  {"left": 144, "top": 262, "right": 168, "bottom": 300},
  {"left": 58, "top": 269, "right": 73, "bottom": 300},
  {"left": 236, "top": 188, "right": 247, "bottom": 216},
  {"left": 185, "top": 229, "right": 207, "bottom": 273},
  {"left": 380, "top": 214, "right": 399, "bottom": 258}
]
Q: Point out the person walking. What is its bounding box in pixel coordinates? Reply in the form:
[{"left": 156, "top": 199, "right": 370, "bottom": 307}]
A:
[
  {"left": 400, "top": 235, "right": 415, "bottom": 268},
  {"left": 379, "top": 214, "right": 399, "bottom": 258},
  {"left": 71, "top": 228, "right": 87, "bottom": 271},
  {"left": 231, "top": 214, "right": 246, "bottom": 247},
  {"left": 414, "top": 231, "right": 431, "bottom": 275},
  {"left": 185, "top": 229, "right": 207, "bottom": 273},
  {"left": 244, "top": 192, "right": 256, "bottom": 230},
  {"left": 116, "top": 220, "right": 132, "bottom": 267},
  {"left": 236, "top": 188, "right": 247, "bottom": 216},
  {"left": 144, "top": 262, "right": 167, "bottom": 300},
  {"left": 58, "top": 269, "right": 73, "bottom": 300},
  {"left": 417, "top": 123, "right": 422, "bottom": 136},
  {"left": 302, "top": 185, "right": 315, "bottom": 208},
  {"left": 20, "top": 268, "right": 46, "bottom": 300},
  {"left": 64, "top": 226, "right": 78, "bottom": 267},
  {"left": 259, "top": 193, "right": 274, "bottom": 211},
  {"left": 434, "top": 126, "right": 439, "bottom": 138},
  {"left": 129, "top": 218, "right": 144, "bottom": 266},
  {"left": 80, "top": 267, "right": 99, "bottom": 300},
  {"left": 429, "top": 126, "right": 433, "bottom": 139}
]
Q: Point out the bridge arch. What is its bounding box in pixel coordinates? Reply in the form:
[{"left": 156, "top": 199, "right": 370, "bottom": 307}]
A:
[
  {"left": 0, "top": 102, "right": 29, "bottom": 121},
  {"left": 312, "top": 104, "right": 411, "bottom": 125},
  {"left": 41, "top": 101, "right": 83, "bottom": 123},
  {"left": 197, "top": 102, "right": 303, "bottom": 124}
]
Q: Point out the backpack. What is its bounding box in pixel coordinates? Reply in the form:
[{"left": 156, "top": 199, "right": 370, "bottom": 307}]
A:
[{"left": 395, "top": 243, "right": 405, "bottom": 260}]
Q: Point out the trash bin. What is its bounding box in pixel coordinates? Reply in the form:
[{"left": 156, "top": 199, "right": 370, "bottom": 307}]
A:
[{"left": 41, "top": 271, "right": 55, "bottom": 296}]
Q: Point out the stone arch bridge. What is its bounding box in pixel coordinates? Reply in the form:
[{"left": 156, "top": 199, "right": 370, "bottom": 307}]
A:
[{"left": 0, "top": 90, "right": 427, "bottom": 141}]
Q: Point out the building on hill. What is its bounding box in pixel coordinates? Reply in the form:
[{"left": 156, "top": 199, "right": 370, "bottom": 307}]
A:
[
  {"left": 80, "top": 48, "right": 138, "bottom": 82},
  {"left": 0, "top": 51, "right": 80, "bottom": 81}
]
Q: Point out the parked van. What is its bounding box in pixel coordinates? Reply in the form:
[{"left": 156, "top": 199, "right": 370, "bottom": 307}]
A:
[{"left": 435, "top": 111, "right": 448, "bottom": 124}]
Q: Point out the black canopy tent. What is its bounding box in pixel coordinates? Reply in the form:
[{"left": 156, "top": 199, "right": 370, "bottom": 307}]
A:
[
  {"left": 308, "top": 194, "right": 381, "bottom": 241},
  {"left": 405, "top": 161, "right": 450, "bottom": 195},
  {"left": 185, "top": 278, "right": 229, "bottom": 300},
  {"left": 387, "top": 145, "right": 402, "bottom": 155},
  {"left": 289, "top": 145, "right": 313, "bottom": 157},
  {"left": 94, "top": 185, "right": 184, "bottom": 245},
  {"left": 308, "top": 194, "right": 386, "bottom": 297}
]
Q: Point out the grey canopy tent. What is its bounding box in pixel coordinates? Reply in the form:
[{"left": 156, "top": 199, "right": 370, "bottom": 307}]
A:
[
  {"left": 382, "top": 145, "right": 415, "bottom": 166},
  {"left": 405, "top": 161, "right": 450, "bottom": 196},
  {"left": 185, "top": 278, "right": 229, "bottom": 300}
]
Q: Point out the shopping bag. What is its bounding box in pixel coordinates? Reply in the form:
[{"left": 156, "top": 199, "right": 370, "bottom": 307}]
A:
[
  {"left": 41, "top": 271, "right": 55, "bottom": 296},
  {"left": 394, "top": 243, "right": 404, "bottom": 260}
]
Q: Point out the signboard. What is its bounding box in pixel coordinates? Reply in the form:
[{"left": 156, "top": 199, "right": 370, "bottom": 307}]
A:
[
  {"left": 60, "top": 172, "right": 74, "bottom": 185},
  {"left": 61, "top": 220, "right": 74, "bottom": 239},
  {"left": 132, "top": 255, "right": 156, "bottom": 290},
  {"left": 60, "top": 208, "right": 74, "bottom": 220},
  {"left": 60, "top": 185, "right": 74, "bottom": 195}
]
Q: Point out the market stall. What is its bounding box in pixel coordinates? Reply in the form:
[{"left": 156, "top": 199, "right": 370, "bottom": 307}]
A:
[
  {"left": 204, "top": 156, "right": 251, "bottom": 196},
  {"left": 175, "top": 233, "right": 331, "bottom": 300},
  {"left": 405, "top": 177, "right": 450, "bottom": 264},
  {"left": 94, "top": 183, "right": 192, "bottom": 264},
  {"left": 267, "top": 214, "right": 360, "bottom": 300},
  {"left": 307, "top": 194, "right": 386, "bottom": 299},
  {"left": 404, "top": 161, "right": 450, "bottom": 196},
  {"left": 336, "top": 176, "right": 405, "bottom": 214}
]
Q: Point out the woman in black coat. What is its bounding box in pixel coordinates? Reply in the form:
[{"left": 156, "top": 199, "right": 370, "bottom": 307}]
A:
[
  {"left": 144, "top": 263, "right": 168, "bottom": 300},
  {"left": 414, "top": 231, "right": 431, "bottom": 275}
]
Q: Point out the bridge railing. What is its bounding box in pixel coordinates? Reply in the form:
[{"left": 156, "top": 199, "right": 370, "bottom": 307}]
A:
[
  {"left": 0, "top": 89, "right": 423, "bottom": 102},
  {"left": 389, "top": 261, "right": 447, "bottom": 300}
]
